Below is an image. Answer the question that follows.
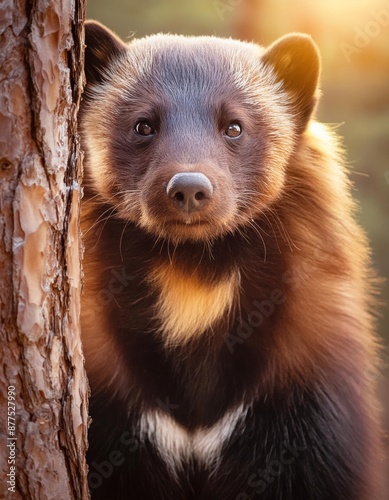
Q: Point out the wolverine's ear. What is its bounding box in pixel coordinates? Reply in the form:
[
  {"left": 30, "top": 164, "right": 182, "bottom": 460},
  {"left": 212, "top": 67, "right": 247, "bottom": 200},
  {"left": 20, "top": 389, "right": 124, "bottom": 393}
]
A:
[
  {"left": 84, "top": 21, "right": 127, "bottom": 85},
  {"left": 262, "top": 33, "right": 320, "bottom": 131}
]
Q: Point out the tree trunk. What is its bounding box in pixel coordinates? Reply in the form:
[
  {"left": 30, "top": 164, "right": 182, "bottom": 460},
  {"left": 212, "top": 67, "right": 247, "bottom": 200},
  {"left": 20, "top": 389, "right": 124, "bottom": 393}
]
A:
[{"left": 0, "top": 1, "right": 89, "bottom": 499}]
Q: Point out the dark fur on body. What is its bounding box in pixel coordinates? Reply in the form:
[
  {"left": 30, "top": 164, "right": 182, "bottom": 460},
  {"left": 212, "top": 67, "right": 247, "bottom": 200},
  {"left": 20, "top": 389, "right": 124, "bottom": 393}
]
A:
[{"left": 80, "top": 21, "right": 383, "bottom": 499}]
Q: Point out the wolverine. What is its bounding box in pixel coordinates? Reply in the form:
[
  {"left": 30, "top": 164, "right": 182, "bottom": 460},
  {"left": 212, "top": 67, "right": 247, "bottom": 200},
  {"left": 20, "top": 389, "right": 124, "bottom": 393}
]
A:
[{"left": 79, "top": 20, "right": 383, "bottom": 499}]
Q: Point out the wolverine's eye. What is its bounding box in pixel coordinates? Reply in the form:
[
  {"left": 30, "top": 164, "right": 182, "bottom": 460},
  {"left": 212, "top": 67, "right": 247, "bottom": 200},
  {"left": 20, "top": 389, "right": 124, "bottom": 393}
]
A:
[
  {"left": 224, "top": 122, "right": 242, "bottom": 138},
  {"left": 135, "top": 121, "right": 155, "bottom": 137}
]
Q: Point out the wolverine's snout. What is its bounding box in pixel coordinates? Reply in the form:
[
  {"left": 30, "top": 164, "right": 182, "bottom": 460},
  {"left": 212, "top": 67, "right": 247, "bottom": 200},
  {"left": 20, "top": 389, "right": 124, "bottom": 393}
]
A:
[{"left": 165, "top": 172, "right": 214, "bottom": 214}]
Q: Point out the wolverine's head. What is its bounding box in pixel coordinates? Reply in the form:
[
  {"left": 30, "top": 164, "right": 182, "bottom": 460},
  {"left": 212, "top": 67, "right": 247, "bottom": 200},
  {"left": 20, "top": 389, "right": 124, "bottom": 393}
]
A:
[{"left": 80, "top": 22, "right": 320, "bottom": 244}]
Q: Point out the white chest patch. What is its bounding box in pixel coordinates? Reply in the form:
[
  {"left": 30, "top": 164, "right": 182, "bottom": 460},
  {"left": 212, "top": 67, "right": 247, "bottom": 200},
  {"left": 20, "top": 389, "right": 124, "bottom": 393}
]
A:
[
  {"left": 150, "top": 264, "right": 240, "bottom": 346},
  {"left": 138, "top": 404, "right": 248, "bottom": 473}
]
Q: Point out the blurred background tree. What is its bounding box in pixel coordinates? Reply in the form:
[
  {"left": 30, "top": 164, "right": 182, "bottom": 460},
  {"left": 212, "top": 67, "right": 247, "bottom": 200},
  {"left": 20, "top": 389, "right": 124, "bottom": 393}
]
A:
[{"left": 87, "top": 0, "right": 388, "bottom": 483}]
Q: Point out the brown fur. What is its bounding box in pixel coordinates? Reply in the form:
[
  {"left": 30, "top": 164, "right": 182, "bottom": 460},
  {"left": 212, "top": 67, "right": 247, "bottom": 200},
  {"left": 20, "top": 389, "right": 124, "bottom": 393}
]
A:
[{"left": 80, "top": 22, "right": 383, "bottom": 499}]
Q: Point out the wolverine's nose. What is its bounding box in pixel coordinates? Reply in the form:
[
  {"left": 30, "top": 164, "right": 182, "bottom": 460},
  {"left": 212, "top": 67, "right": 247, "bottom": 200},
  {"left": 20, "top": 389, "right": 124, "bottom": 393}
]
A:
[{"left": 166, "top": 172, "right": 213, "bottom": 213}]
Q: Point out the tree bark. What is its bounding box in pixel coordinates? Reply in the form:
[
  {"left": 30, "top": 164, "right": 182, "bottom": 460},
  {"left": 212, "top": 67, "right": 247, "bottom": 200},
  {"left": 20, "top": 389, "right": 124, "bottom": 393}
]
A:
[{"left": 0, "top": 1, "right": 89, "bottom": 499}]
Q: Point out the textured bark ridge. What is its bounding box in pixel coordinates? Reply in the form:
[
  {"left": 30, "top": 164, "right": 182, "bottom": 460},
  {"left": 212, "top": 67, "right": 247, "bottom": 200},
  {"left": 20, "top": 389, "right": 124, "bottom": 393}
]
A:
[{"left": 0, "top": 1, "right": 89, "bottom": 499}]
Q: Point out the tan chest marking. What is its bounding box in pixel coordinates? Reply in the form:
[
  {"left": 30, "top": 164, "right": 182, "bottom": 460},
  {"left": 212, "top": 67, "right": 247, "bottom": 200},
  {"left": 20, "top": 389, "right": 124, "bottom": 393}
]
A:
[{"left": 150, "top": 264, "right": 240, "bottom": 346}]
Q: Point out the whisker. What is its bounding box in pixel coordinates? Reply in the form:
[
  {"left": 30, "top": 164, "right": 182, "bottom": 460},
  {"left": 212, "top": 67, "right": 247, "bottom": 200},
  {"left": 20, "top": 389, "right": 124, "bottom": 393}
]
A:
[
  {"left": 119, "top": 220, "right": 131, "bottom": 262},
  {"left": 167, "top": 239, "right": 173, "bottom": 265},
  {"left": 84, "top": 206, "right": 117, "bottom": 236}
]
